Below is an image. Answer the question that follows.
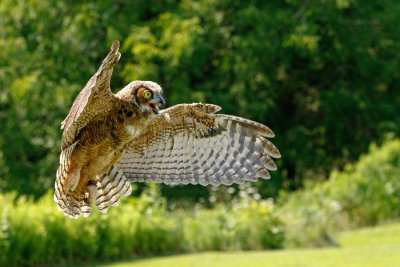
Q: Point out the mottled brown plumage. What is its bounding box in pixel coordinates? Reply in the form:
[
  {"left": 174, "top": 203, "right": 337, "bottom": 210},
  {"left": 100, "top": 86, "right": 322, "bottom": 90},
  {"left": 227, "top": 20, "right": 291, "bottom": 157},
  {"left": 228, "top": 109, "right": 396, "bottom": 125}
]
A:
[{"left": 54, "top": 40, "right": 281, "bottom": 218}]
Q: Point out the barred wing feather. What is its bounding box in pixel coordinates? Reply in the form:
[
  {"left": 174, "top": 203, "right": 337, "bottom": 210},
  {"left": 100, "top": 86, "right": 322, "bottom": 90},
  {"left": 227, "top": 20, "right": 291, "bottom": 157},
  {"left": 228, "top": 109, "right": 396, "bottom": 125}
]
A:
[{"left": 116, "top": 103, "right": 280, "bottom": 186}]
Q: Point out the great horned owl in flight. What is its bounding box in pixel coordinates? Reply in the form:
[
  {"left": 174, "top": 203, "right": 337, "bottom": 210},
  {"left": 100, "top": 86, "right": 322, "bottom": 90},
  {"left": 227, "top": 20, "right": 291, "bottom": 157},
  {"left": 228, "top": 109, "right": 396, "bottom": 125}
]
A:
[{"left": 54, "top": 40, "right": 281, "bottom": 218}]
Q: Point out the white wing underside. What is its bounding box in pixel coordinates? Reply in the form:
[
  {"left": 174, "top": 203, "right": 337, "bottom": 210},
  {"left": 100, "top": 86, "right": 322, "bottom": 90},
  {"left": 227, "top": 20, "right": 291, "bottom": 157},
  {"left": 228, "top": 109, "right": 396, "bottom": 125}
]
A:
[{"left": 116, "top": 112, "right": 280, "bottom": 186}]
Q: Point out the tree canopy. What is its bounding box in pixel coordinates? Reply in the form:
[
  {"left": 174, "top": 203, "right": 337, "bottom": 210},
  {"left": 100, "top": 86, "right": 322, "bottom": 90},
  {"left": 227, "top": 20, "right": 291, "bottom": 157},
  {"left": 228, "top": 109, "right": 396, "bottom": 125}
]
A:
[{"left": 1, "top": 0, "right": 399, "bottom": 197}]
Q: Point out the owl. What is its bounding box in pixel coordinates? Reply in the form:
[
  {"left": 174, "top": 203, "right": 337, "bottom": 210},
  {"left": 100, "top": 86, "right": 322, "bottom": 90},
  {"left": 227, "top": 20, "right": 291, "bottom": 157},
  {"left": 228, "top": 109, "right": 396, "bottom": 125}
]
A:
[{"left": 55, "top": 40, "right": 281, "bottom": 218}]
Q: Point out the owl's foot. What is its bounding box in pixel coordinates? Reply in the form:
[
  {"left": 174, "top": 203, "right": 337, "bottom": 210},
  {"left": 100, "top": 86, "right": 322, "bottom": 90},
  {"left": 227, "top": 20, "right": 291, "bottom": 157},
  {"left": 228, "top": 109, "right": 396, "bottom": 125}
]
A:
[
  {"left": 64, "top": 168, "right": 81, "bottom": 192},
  {"left": 84, "top": 180, "right": 98, "bottom": 205}
]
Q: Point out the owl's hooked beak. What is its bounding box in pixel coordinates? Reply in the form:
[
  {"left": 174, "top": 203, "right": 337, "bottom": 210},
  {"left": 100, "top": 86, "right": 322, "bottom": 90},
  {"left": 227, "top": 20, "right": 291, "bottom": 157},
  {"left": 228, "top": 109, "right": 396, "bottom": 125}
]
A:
[{"left": 149, "top": 94, "right": 165, "bottom": 114}]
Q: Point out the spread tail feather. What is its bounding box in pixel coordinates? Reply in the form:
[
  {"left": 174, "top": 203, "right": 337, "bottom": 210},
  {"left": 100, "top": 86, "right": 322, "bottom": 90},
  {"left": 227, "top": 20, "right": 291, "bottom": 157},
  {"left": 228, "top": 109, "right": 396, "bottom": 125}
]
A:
[
  {"left": 54, "top": 141, "right": 92, "bottom": 218},
  {"left": 55, "top": 150, "right": 132, "bottom": 218}
]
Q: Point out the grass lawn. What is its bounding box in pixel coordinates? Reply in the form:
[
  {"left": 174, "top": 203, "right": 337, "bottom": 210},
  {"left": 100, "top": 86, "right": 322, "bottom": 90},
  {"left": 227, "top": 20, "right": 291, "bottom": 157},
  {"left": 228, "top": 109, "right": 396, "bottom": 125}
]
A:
[{"left": 93, "top": 223, "right": 400, "bottom": 267}]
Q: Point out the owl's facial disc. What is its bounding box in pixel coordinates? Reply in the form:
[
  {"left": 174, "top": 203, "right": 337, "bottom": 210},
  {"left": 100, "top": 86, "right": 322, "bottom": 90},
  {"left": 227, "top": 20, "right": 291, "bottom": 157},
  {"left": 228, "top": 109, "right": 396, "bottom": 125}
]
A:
[
  {"left": 148, "top": 94, "right": 165, "bottom": 114},
  {"left": 134, "top": 86, "right": 165, "bottom": 115}
]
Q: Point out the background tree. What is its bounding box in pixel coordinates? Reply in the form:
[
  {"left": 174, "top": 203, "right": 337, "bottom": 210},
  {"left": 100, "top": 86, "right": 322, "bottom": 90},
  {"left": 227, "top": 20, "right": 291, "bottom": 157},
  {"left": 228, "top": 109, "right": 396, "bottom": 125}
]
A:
[{"left": 0, "top": 0, "right": 399, "bottom": 198}]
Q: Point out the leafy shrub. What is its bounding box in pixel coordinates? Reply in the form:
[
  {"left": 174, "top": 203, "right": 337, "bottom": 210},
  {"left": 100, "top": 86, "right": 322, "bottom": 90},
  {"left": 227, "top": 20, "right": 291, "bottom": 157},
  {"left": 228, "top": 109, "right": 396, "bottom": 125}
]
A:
[
  {"left": 0, "top": 184, "right": 284, "bottom": 266},
  {"left": 281, "top": 139, "right": 400, "bottom": 247},
  {"left": 183, "top": 199, "right": 284, "bottom": 251},
  {"left": 1, "top": 140, "right": 400, "bottom": 265}
]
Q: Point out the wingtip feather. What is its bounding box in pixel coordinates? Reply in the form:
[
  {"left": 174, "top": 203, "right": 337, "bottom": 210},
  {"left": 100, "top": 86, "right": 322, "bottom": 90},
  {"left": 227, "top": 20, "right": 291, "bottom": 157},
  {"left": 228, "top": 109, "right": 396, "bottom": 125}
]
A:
[{"left": 111, "top": 40, "right": 120, "bottom": 51}]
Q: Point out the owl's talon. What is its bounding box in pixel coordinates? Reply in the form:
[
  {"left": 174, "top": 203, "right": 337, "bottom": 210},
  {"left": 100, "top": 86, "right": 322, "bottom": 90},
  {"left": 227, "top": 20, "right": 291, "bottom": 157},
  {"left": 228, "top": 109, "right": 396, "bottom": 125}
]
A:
[
  {"left": 88, "top": 180, "right": 97, "bottom": 186},
  {"left": 83, "top": 196, "right": 90, "bottom": 205}
]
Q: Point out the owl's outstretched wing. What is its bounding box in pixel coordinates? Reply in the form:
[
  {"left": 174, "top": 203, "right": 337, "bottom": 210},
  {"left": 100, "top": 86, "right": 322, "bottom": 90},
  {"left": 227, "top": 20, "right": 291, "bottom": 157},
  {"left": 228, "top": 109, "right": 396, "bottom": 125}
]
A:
[
  {"left": 116, "top": 103, "right": 280, "bottom": 186},
  {"left": 55, "top": 41, "right": 121, "bottom": 218},
  {"left": 60, "top": 40, "right": 121, "bottom": 150}
]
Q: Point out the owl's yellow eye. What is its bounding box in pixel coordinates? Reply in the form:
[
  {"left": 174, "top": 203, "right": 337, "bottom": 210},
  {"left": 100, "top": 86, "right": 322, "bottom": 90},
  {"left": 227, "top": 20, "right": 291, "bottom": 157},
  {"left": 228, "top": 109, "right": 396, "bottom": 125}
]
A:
[{"left": 143, "top": 90, "right": 152, "bottom": 99}]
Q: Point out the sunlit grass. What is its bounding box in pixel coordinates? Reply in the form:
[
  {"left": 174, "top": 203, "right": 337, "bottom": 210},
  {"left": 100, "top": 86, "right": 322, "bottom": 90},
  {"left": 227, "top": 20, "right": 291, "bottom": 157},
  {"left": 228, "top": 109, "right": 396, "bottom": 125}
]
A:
[{"left": 94, "top": 223, "right": 400, "bottom": 267}]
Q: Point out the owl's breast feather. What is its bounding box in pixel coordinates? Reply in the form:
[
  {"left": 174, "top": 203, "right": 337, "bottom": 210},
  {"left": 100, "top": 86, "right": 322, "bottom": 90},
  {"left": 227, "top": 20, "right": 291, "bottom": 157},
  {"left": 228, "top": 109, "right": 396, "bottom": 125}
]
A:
[{"left": 125, "top": 125, "right": 142, "bottom": 139}]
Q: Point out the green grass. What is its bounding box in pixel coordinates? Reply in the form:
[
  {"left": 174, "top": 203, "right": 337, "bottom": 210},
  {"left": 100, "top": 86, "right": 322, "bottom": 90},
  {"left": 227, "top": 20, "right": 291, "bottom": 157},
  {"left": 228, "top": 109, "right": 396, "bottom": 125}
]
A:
[{"left": 93, "top": 223, "right": 400, "bottom": 267}]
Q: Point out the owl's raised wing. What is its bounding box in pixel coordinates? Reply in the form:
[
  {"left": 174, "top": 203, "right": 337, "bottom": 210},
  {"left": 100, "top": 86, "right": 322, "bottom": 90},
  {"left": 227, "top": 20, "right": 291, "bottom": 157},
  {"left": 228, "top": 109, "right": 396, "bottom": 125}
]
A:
[
  {"left": 116, "top": 103, "right": 281, "bottom": 186},
  {"left": 60, "top": 41, "right": 121, "bottom": 150}
]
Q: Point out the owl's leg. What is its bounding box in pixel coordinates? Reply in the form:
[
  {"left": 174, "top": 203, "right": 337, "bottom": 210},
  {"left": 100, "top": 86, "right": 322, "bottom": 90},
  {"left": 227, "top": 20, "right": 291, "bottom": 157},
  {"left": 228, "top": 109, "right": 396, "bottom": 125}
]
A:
[
  {"left": 64, "top": 164, "right": 81, "bottom": 192},
  {"left": 64, "top": 145, "right": 88, "bottom": 193},
  {"left": 64, "top": 146, "right": 88, "bottom": 193},
  {"left": 84, "top": 180, "right": 98, "bottom": 205}
]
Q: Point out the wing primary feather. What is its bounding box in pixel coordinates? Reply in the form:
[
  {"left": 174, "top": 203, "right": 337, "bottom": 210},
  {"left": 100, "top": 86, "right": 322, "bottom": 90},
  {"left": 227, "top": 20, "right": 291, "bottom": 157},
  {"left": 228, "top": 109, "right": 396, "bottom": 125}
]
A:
[
  {"left": 217, "top": 114, "right": 275, "bottom": 138},
  {"left": 142, "top": 147, "right": 155, "bottom": 181},
  {"left": 164, "top": 138, "right": 176, "bottom": 184},
  {"left": 114, "top": 103, "right": 279, "bottom": 189},
  {"left": 143, "top": 146, "right": 156, "bottom": 182},
  {"left": 167, "top": 135, "right": 181, "bottom": 185},
  {"left": 227, "top": 136, "right": 254, "bottom": 181},
  {"left": 188, "top": 134, "right": 202, "bottom": 185},
  {"left": 159, "top": 139, "right": 172, "bottom": 184},
  {"left": 151, "top": 143, "right": 164, "bottom": 183},
  {"left": 108, "top": 165, "right": 132, "bottom": 196},
  {"left": 259, "top": 138, "right": 281, "bottom": 158},
  {"left": 193, "top": 136, "right": 208, "bottom": 186},
  {"left": 212, "top": 134, "right": 233, "bottom": 185},
  {"left": 154, "top": 139, "right": 169, "bottom": 183},
  {"left": 183, "top": 133, "right": 196, "bottom": 184},
  {"left": 206, "top": 136, "right": 227, "bottom": 184},
  {"left": 95, "top": 175, "right": 110, "bottom": 213},
  {"left": 200, "top": 136, "right": 222, "bottom": 186},
  {"left": 180, "top": 133, "right": 192, "bottom": 185},
  {"left": 61, "top": 42, "right": 120, "bottom": 150},
  {"left": 102, "top": 171, "right": 120, "bottom": 207},
  {"left": 175, "top": 133, "right": 187, "bottom": 184},
  {"left": 136, "top": 147, "right": 148, "bottom": 182}
]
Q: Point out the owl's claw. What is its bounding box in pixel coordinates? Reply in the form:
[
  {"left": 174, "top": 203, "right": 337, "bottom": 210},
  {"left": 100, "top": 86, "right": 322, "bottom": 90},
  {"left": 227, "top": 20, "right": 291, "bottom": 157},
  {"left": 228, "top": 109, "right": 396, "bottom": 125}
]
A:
[
  {"left": 83, "top": 195, "right": 90, "bottom": 205},
  {"left": 88, "top": 180, "right": 97, "bottom": 186}
]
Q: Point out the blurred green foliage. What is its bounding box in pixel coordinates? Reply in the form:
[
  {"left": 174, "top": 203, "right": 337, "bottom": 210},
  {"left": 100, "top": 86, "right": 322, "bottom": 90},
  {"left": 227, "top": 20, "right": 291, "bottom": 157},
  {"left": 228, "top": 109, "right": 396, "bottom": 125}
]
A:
[
  {"left": 0, "top": 0, "right": 399, "bottom": 198},
  {"left": 1, "top": 139, "right": 399, "bottom": 266},
  {"left": 0, "top": 184, "right": 284, "bottom": 266},
  {"left": 281, "top": 139, "right": 400, "bottom": 247}
]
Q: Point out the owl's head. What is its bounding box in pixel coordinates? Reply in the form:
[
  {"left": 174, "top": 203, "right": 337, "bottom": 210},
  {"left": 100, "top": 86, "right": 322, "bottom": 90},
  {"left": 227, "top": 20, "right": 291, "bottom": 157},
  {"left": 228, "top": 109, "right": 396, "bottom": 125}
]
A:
[{"left": 117, "top": 80, "right": 165, "bottom": 114}]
